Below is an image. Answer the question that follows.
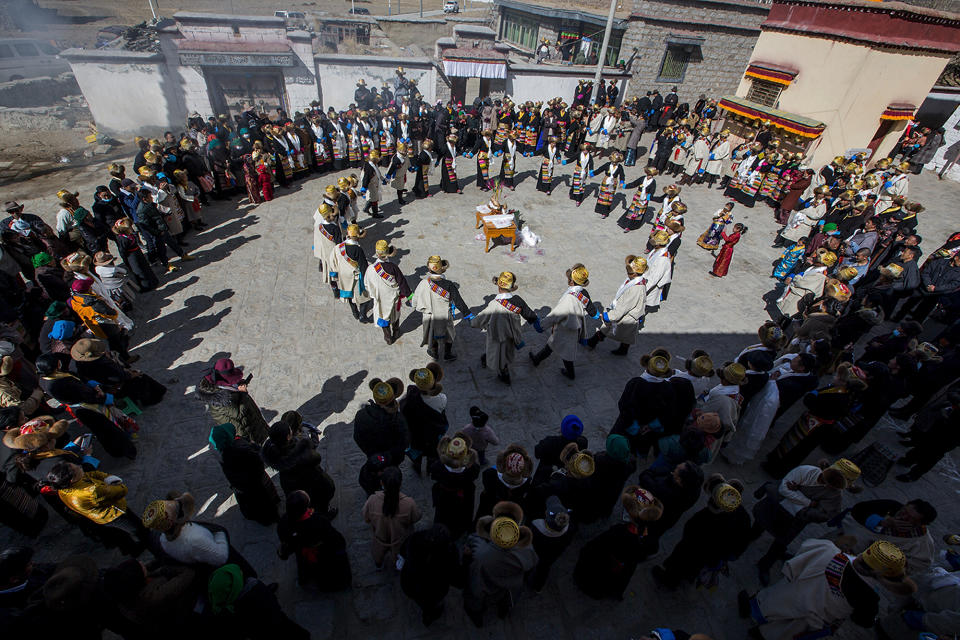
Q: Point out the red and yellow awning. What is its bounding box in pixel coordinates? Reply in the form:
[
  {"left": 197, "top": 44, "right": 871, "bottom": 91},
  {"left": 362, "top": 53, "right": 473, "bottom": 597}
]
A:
[
  {"left": 744, "top": 63, "right": 797, "bottom": 86},
  {"left": 719, "top": 96, "right": 825, "bottom": 139},
  {"left": 880, "top": 104, "right": 916, "bottom": 121}
]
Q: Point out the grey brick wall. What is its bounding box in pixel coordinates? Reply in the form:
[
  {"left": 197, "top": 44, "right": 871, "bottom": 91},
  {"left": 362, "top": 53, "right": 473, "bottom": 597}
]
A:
[{"left": 622, "top": 0, "right": 768, "bottom": 103}]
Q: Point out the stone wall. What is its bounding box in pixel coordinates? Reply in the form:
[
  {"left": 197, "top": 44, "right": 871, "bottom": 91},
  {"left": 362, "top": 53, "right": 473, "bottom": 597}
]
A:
[
  {"left": 622, "top": 0, "right": 768, "bottom": 104},
  {"left": 0, "top": 73, "right": 81, "bottom": 108}
]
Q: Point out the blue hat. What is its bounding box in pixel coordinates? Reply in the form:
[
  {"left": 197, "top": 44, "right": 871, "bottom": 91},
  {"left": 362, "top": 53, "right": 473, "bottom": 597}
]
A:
[
  {"left": 48, "top": 320, "right": 76, "bottom": 341},
  {"left": 560, "top": 414, "right": 583, "bottom": 440}
]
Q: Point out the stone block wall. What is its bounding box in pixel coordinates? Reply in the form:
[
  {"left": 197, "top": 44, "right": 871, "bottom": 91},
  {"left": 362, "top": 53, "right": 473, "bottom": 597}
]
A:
[{"left": 622, "top": 0, "right": 768, "bottom": 103}]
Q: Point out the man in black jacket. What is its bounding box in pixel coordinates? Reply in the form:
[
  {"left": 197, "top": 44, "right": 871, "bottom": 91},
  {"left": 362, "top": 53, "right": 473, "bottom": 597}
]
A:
[
  {"left": 353, "top": 377, "right": 409, "bottom": 466},
  {"left": 135, "top": 189, "right": 192, "bottom": 273},
  {"left": 892, "top": 252, "right": 960, "bottom": 322}
]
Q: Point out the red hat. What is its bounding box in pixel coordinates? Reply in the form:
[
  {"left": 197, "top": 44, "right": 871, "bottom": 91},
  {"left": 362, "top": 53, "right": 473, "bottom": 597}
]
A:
[
  {"left": 70, "top": 278, "right": 93, "bottom": 293},
  {"left": 213, "top": 358, "right": 244, "bottom": 386}
]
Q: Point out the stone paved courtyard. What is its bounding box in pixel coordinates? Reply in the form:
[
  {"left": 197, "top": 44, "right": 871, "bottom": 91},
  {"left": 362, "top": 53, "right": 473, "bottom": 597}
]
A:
[{"left": 4, "top": 133, "right": 960, "bottom": 639}]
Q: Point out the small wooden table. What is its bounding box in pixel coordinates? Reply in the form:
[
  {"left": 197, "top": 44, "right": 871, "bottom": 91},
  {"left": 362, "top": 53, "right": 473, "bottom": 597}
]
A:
[{"left": 483, "top": 220, "right": 517, "bottom": 253}]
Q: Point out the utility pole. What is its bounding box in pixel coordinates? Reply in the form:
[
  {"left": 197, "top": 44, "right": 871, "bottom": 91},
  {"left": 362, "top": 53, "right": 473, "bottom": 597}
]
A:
[
  {"left": 388, "top": 0, "right": 391, "bottom": 15},
  {"left": 146, "top": 0, "right": 158, "bottom": 20},
  {"left": 419, "top": 0, "right": 423, "bottom": 17},
  {"left": 592, "top": 0, "right": 616, "bottom": 103}
]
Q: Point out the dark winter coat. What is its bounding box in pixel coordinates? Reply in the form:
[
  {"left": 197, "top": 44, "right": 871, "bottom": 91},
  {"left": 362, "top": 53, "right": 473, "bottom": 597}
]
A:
[
  {"left": 352, "top": 401, "right": 409, "bottom": 465},
  {"left": 195, "top": 377, "right": 269, "bottom": 444},
  {"left": 260, "top": 436, "right": 335, "bottom": 512}
]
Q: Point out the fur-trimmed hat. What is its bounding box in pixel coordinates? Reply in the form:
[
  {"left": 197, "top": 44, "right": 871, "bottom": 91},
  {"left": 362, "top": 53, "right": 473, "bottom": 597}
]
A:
[
  {"left": 476, "top": 501, "right": 532, "bottom": 549},
  {"left": 494, "top": 271, "right": 518, "bottom": 291},
  {"left": 621, "top": 485, "right": 664, "bottom": 524},
  {"left": 560, "top": 442, "right": 595, "bottom": 479},
  {"left": 686, "top": 350, "right": 714, "bottom": 377},
  {"left": 640, "top": 348, "right": 673, "bottom": 378},
  {"left": 496, "top": 443, "right": 533, "bottom": 484},
  {"left": 369, "top": 377, "right": 404, "bottom": 406},
  {"left": 703, "top": 473, "right": 744, "bottom": 513},
  {"left": 409, "top": 362, "right": 443, "bottom": 395},
  {"left": 437, "top": 431, "right": 478, "bottom": 469},
  {"left": 758, "top": 321, "right": 786, "bottom": 349},
  {"left": 2, "top": 416, "right": 69, "bottom": 451}
]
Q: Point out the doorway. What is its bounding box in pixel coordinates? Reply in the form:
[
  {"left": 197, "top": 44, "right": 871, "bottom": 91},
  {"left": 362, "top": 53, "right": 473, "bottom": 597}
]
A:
[{"left": 207, "top": 69, "right": 288, "bottom": 122}]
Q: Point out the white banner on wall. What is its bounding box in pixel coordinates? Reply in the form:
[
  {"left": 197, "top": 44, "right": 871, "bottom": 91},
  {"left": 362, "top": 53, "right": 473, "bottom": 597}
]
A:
[{"left": 442, "top": 59, "right": 506, "bottom": 79}]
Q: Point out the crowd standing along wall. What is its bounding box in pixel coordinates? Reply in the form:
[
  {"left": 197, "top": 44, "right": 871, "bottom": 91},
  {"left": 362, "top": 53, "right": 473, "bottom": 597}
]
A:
[{"left": 314, "top": 55, "right": 438, "bottom": 109}]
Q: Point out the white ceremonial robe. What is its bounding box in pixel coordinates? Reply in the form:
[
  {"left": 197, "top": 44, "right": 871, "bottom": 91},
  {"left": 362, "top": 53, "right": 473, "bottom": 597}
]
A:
[
  {"left": 599, "top": 276, "right": 646, "bottom": 344},
  {"left": 705, "top": 140, "right": 730, "bottom": 176},
  {"left": 364, "top": 259, "right": 401, "bottom": 324},
  {"left": 777, "top": 266, "right": 827, "bottom": 317},
  {"left": 644, "top": 247, "right": 672, "bottom": 307},
  {"left": 472, "top": 293, "right": 526, "bottom": 372},
  {"left": 412, "top": 275, "right": 456, "bottom": 346},
  {"left": 541, "top": 286, "right": 591, "bottom": 362}
]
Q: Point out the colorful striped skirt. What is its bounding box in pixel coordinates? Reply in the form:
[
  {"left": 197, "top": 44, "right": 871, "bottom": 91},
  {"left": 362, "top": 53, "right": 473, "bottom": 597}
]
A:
[
  {"left": 597, "top": 182, "right": 615, "bottom": 206},
  {"left": 539, "top": 159, "right": 552, "bottom": 184},
  {"left": 277, "top": 155, "right": 292, "bottom": 180},
  {"left": 347, "top": 144, "right": 359, "bottom": 163},
  {"left": 494, "top": 124, "right": 507, "bottom": 146},
  {"left": 571, "top": 172, "right": 583, "bottom": 195},
  {"left": 380, "top": 139, "right": 394, "bottom": 157},
  {"left": 626, "top": 191, "right": 648, "bottom": 218},
  {"left": 525, "top": 127, "right": 537, "bottom": 147},
  {"left": 444, "top": 157, "right": 457, "bottom": 182}
]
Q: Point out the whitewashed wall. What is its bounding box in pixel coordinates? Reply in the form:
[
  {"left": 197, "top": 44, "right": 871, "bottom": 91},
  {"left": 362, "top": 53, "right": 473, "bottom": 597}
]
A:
[
  {"left": 315, "top": 55, "right": 437, "bottom": 110},
  {"left": 62, "top": 50, "right": 186, "bottom": 134},
  {"left": 506, "top": 64, "right": 631, "bottom": 105}
]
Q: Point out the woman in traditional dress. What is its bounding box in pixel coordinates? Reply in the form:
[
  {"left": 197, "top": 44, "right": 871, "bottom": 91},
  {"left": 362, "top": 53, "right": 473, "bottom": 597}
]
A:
[
  {"left": 379, "top": 110, "right": 396, "bottom": 162},
  {"left": 697, "top": 202, "right": 734, "bottom": 250},
  {"left": 619, "top": 166, "right": 658, "bottom": 233},
  {"left": 310, "top": 116, "right": 330, "bottom": 174},
  {"left": 499, "top": 131, "right": 519, "bottom": 190},
  {"left": 329, "top": 121, "right": 347, "bottom": 172},
  {"left": 253, "top": 145, "right": 274, "bottom": 202},
  {"left": 757, "top": 141, "right": 787, "bottom": 203},
  {"left": 721, "top": 141, "right": 754, "bottom": 190},
  {"left": 240, "top": 152, "right": 263, "bottom": 205},
  {"left": 439, "top": 134, "right": 461, "bottom": 194},
  {"left": 772, "top": 238, "right": 807, "bottom": 280},
  {"left": 523, "top": 103, "right": 540, "bottom": 157},
  {"left": 536, "top": 136, "right": 560, "bottom": 195},
  {"left": 475, "top": 150, "right": 492, "bottom": 191},
  {"left": 729, "top": 144, "right": 768, "bottom": 207},
  {"left": 412, "top": 139, "right": 435, "bottom": 199},
  {"left": 594, "top": 152, "right": 625, "bottom": 219},
  {"left": 493, "top": 102, "right": 512, "bottom": 155},
  {"left": 568, "top": 141, "right": 594, "bottom": 207},
  {"left": 563, "top": 110, "right": 584, "bottom": 161},
  {"left": 710, "top": 223, "right": 746, "bottom": 278}
]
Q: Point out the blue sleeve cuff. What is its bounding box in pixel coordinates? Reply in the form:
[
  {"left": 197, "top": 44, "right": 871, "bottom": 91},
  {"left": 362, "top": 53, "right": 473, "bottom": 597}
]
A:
[
  {"left": 104, "top": 393, "right": 114, "bottom": 406},
  {"left": 602, "top": 312, "right": 610, "bottom": 323}
]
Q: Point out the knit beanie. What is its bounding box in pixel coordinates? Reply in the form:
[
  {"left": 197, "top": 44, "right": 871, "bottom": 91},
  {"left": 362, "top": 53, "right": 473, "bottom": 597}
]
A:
[
  {"left": 605, "top": 434, "right": 631, "bottom": 464},
  {"left": 560, "top": 414, "right": 583, "bottom": 441}
]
